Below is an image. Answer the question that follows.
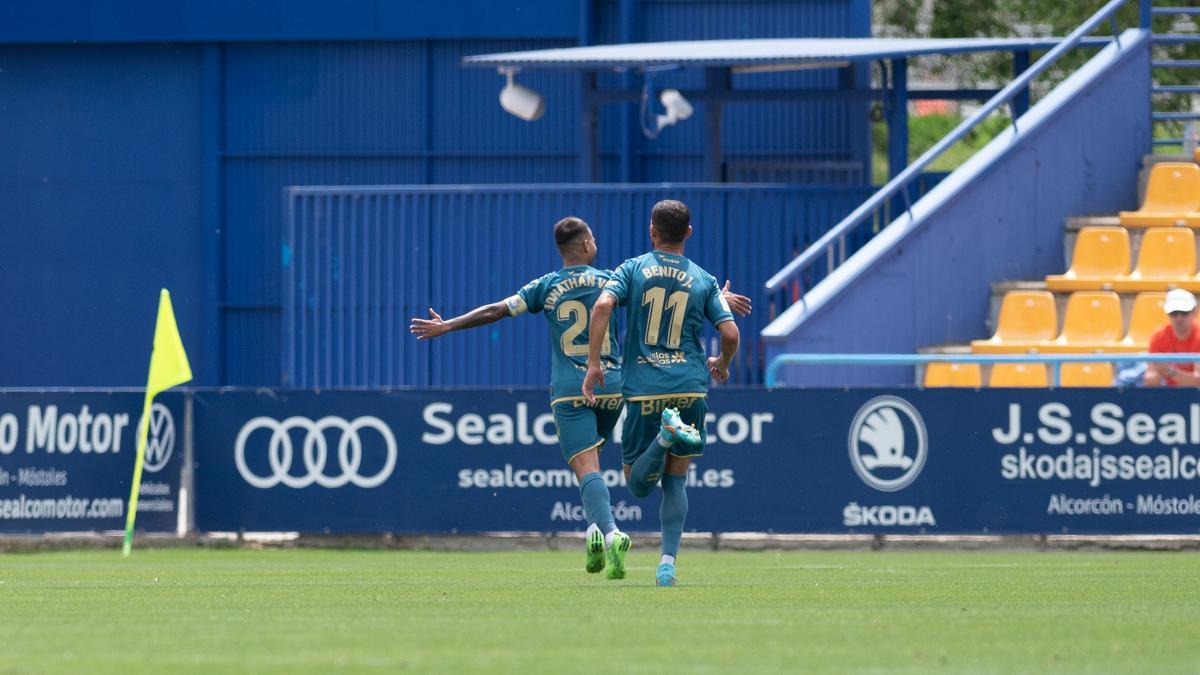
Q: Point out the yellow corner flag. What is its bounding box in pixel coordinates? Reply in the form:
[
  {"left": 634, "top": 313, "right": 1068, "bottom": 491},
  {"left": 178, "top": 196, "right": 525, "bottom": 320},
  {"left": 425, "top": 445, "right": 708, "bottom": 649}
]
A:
[{"left": 123, "top": 290, "right": 193, "bottom": 556}]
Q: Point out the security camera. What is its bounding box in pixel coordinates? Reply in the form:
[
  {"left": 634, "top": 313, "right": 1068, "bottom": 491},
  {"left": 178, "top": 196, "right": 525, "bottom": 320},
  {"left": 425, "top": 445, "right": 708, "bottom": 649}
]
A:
[
  {"left": 655, "top": 89, "right": 693, "bottom": 129},
  {"left": 659, "top": 89, "right": 693, "bottom": 123},
  {"left": 641, "top": 84, "right": 693, "bottom": 139},
  {"left": 499, "top": 71, "right": 545, "bottom": 122}
]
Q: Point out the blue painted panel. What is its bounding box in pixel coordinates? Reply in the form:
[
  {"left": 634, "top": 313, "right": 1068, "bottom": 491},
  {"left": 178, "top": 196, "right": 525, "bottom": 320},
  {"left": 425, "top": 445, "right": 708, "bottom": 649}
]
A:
[
  {"left": 0, "top": 0, "right": 580, "bottom": 43},
  {"left": 0, "top": 45, "right": 207, "bottom": 387},
  {"left": 429, "top": 158, "right": 577, "bottom": 183},
  {"left": 223, "top": 42, "right": 428, "bottom": 154},
  {"left": 765, "top": 32, "right": 1151, "bottom": 386},
  {"left": 194, "top": 387, "right": 1200, "bottom": 534},
  {"left": 595, "top": 0, "right": 864, "bottom": 42},
  {"left": 222, "top": 311, "right": 284, "bottom": 387}
]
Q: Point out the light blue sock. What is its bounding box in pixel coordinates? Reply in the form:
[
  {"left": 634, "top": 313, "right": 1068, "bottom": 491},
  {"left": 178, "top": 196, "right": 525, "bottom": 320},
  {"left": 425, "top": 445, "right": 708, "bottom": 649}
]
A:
[
  {"left": 659, "top": 474, "right": 688, "bottom": 558},
  {"left": 628, "top": 437, "right": 671, "bottom": 498},
  {"left": 579, "top": 471, "right": 617, "bottom": 535}
]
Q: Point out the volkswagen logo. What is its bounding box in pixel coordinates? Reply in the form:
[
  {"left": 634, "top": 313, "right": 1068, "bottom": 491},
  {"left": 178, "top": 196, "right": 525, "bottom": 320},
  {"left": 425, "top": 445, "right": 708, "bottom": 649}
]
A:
[
  {"left": 848, "top": 396, "right": 927, "bottom": 492},
  {"left": 234, "top": 416, "right": 397, "bottom": 489},
  {"left": 138, "top": 402, "right": 175, "bottom": 473}
]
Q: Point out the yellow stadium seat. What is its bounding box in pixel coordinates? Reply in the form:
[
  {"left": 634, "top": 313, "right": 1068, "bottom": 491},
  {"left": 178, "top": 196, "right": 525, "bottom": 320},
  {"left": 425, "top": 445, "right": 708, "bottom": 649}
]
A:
[
  {"left": 1111, "top": 227, "right": 1197, "bottom": 292},
  {"left": 1045, "top": 227, "right": 1130, "bottom": 291},
  {"left": 923, "top": 362, "right": 983, "bottom": 388},
  {"left": 970, "top": 291, "right": 1057, "bottom": 353},
  {"left": 1119, "top": 163, "right": 1200, "bottom": 228},
  {"left": 1059, "top": 362, "right": 1114, "bottom": 387},
  {"left": 1039, "top": 291, "right": 1124, "bottom": 352},
  {"left": 989, "top": 363, "right": 1048, "bottom": 387},
  {"left": 1117, "top": 292, "right": 1167, "bottom": 348}
]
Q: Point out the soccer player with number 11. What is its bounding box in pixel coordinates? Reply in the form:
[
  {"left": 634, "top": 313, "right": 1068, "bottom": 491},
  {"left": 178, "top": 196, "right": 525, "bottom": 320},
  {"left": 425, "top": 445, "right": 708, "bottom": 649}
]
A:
[{"left": 584, "top": 199, "right": 742, "bottom": 587}]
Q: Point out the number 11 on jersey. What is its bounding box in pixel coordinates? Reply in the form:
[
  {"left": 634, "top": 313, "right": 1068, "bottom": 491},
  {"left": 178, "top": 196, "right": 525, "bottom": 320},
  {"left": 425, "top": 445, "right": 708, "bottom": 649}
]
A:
[{"left": 641, "top": 287, "right": 688, "bottom": 348}]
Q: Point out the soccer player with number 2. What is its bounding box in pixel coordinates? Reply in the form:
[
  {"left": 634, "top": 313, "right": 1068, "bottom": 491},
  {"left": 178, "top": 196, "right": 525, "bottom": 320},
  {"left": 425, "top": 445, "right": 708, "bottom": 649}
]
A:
[
  {"left": 412, "top": 215, "right": 749, "bottom": 581},
  {"left": 583, "top": 200, "right": 742, "bottom": 587}
]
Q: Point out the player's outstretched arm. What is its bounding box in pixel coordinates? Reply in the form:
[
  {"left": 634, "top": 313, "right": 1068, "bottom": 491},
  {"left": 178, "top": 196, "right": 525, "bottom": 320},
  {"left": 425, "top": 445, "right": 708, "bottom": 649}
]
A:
[
  {"left": 707, "top": 320, "right": 741, "bottom": 383},
  {"left": 410, "top": 302, "right": 509, "bottom": 340},
  {"left": 582, "top": 293, "right": 616, "bottom": 403},
  {"left": 721, "top": 280, "right": 752, "bottom": 317}
]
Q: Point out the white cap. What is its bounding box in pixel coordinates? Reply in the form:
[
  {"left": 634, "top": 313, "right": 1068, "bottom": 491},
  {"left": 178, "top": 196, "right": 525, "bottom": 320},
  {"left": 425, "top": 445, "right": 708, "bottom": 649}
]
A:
[{"left": 1164, "top": 288, "right": 1197, "bottom": 314}]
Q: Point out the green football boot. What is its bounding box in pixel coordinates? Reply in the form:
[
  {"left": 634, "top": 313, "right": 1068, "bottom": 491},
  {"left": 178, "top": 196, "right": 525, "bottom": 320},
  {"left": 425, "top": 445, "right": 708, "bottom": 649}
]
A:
[
  {"left": 585, "top": 526, "right": 606, "bottom": 574},
  {"left": 660, "top": 407, "right": 701, "bottom": 445},
  {"left": 605, "top": 531, "right": 631, "bottom": 580}
]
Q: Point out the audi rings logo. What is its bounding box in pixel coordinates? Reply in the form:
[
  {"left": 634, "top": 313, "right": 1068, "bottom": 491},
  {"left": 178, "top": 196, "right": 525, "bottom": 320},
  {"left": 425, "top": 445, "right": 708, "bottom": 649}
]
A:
[{"left": 234, "top": 416, "right": 397, "bottom": 489}]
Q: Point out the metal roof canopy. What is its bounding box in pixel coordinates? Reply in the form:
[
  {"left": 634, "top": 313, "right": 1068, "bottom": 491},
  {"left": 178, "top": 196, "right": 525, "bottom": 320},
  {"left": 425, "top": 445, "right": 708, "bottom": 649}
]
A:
[
  {"left": 463, "top": 37, "right": 1093, "bottom": 70},
  {"left": 463, "top": 37, "right": 1108, "bottom": 182}
]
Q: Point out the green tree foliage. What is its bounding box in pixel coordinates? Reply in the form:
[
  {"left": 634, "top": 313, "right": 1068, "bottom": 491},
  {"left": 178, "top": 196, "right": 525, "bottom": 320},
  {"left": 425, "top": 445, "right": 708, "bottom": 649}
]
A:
[{"left": 874, "top": 0, "right": 1196, "bottom": 141}]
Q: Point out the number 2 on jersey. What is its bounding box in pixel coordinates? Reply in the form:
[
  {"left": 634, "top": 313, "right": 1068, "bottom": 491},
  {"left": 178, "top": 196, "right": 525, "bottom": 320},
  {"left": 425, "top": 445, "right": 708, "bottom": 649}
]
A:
[
  {"left": 641, "top": 287, "right": 688, "bottom": 348},
  {"left": 557, "top": 300, "right": 611, "bottom": 356}
]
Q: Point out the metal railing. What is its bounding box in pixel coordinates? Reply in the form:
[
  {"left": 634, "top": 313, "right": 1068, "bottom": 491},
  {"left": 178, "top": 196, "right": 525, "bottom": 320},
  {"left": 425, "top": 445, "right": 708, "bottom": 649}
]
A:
[
  {"left": 763, "top": 0, "right": 1140, "bottom": 296},
  {"left": 1151, "top": 6, "right": 1200, "bottom": 144},
  {"left": 764, "top": 352, "right": 1200, "bottom": 388}
]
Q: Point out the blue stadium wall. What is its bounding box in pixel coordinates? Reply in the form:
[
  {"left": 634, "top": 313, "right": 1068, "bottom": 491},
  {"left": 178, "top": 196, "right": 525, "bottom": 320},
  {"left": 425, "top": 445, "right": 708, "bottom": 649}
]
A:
[{"left": 0, "top": 0, "right": 870, "bottom": 387}]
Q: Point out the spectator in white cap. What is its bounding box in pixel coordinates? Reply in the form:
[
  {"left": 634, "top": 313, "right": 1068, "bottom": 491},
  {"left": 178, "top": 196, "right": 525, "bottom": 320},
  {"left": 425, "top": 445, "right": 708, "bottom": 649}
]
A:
[{"left": 1144, "top": 288, "right": 1200, "bottom": 387}]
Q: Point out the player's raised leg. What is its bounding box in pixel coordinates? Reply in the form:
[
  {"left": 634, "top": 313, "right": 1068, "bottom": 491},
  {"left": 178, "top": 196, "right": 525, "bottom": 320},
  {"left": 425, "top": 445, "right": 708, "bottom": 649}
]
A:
[{"left": 628, "top": 405, "right": 699, "bottom": 497}]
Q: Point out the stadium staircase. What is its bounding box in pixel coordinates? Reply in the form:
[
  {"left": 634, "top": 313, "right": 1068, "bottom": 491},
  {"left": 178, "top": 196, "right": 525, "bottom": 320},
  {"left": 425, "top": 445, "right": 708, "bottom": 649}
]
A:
[{"left": 759, "top": 1, "right": 1199, "bottom": 387}]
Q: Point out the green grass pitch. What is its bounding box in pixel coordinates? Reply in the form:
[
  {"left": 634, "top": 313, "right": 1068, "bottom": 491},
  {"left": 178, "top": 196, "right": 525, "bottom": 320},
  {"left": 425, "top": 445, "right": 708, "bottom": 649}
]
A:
[{"left": 2, "top": 547, "right": 1198, "bottom": 673}]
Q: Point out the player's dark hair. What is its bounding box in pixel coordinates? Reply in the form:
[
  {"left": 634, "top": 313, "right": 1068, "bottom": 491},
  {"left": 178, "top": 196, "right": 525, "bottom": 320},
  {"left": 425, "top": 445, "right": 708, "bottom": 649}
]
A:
[
  {"left": 651, "top": 200, "right": 691, "bottom": 243},
  {"left": 554, "top": 216, "right": 589, "bottom": 251}
]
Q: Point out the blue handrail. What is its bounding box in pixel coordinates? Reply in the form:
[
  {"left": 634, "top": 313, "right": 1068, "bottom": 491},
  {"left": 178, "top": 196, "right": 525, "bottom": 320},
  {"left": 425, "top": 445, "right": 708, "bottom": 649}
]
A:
[
  {"left": 763, "top": 0, "right": 1136, "bottom": 294},
  {"left": 764, "top": 352, "right": 1200, "bottom": 388}
]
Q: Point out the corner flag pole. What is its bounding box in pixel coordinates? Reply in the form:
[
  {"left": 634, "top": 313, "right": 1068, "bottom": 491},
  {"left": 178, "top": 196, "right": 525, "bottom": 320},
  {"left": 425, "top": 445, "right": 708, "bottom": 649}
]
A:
[{"left": 123, "top": 289, "right": 193, "bottom": 557}]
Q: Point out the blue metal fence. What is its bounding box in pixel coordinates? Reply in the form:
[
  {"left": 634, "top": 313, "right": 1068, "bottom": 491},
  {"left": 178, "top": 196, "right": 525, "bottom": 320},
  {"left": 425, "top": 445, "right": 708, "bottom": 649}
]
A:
[{"left": 283, "top": 183, "right": 957, "bottom": 387}]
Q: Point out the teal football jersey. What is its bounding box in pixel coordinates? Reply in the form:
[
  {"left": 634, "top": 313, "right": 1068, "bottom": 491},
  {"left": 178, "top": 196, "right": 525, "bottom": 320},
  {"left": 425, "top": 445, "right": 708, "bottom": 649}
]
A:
[
  {"left": 506, "top": 265, "right": 623, "bottom": 403},
  {"left": 601, "top": 250, "right": 734, "bottom": 398}
]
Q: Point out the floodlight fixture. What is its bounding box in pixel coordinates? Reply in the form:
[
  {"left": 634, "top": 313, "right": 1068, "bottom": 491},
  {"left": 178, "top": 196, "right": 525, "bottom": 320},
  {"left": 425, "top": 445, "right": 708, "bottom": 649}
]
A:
[{"left": 498, "top": 69, "right": 545, "bottom": 122}]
